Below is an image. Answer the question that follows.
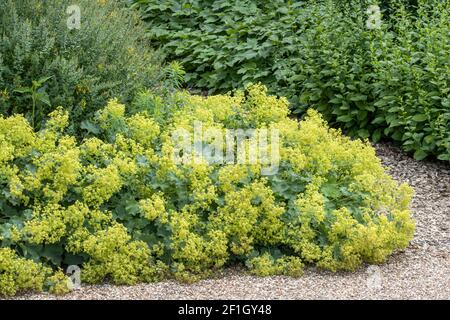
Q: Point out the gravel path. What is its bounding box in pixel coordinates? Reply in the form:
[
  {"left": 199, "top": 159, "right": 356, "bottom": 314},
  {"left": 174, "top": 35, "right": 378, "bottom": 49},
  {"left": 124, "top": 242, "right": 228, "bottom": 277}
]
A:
[{"left": 9, "top": 142, "right": 450, "bottom": 300}]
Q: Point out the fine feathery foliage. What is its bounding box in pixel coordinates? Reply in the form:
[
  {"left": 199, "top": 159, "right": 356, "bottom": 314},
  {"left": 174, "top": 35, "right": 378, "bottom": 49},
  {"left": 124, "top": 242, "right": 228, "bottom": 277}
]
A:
[
  {"left": 0, "top": 84, "right": 415, "bottom": 295},
  {"left": 131, "top": 0, "right": 450, "bottom": 162},
  {"left": 0, "top": 0, "right": 175, "bottom": 133}
]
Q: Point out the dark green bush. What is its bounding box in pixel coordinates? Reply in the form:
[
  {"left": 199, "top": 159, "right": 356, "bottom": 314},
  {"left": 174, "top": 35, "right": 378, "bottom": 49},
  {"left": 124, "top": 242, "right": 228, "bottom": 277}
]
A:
[
  {"left": 131, "top": 0, "right": 450, "bottom": 161},
  {"left": 0, "top": 0, "right": 169, "bottom": 132},
  {"left": 131, "top": 0, "right": 307, "bottom": 92},
  {"left": 288, "top": 0, "right": 450, "bottom": 161},
  {"left": 369, "top": 2, "right": 450, "bottom": 161}
]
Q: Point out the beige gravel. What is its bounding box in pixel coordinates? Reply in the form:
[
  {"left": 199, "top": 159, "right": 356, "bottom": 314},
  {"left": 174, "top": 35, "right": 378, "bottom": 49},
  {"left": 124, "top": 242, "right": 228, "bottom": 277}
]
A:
[{"left": 8, "top": 142, "right": 450, "bottom": 300}]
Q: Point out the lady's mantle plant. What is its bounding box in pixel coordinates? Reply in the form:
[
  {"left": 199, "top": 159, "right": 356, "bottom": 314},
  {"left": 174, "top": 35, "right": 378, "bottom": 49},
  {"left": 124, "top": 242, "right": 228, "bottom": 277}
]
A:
[{"left": 0, "top": 84, "right": 415, "bottom": 295}]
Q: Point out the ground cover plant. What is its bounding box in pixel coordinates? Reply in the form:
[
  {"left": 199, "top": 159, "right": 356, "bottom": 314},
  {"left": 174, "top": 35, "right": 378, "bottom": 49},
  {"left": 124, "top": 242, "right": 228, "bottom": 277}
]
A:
[
  {"left": 0, "top": 85, "right": 415, "bottom": 296},
  {"left": 131, "top": 0, "right": 450, "bottom": 162}
]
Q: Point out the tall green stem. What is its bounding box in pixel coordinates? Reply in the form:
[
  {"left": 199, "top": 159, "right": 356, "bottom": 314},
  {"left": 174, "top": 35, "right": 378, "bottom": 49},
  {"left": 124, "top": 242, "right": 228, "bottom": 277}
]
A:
[{"left": 31, "top": 94, "right": 36, "bottom": 129}]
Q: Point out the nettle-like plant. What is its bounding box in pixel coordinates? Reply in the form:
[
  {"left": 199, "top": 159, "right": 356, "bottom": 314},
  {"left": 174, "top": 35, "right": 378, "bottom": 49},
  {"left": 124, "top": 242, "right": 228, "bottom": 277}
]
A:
[{"left": 0, "top": 85, "right": 415, "bottom": 295}]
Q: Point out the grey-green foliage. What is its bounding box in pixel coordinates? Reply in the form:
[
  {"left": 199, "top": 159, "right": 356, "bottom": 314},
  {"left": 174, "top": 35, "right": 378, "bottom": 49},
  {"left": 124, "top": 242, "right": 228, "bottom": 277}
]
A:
[
  {"left": 131, "top": 0, "right": 450, "bottom": 162},
  {"left": 0, "top": 0, "right": 165, "bottom": 132}
]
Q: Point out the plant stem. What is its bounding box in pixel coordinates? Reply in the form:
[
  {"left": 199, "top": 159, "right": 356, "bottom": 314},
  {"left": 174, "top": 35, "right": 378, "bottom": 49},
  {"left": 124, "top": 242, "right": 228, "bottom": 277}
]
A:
[{"left": 32, "top": 94, "right": 35, "bottom": 129}]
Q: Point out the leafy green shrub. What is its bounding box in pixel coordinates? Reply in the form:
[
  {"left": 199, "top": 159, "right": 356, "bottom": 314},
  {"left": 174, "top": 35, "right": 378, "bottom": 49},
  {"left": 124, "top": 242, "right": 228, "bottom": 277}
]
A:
[
  {"left": 289, "top": 0, "right": 450, "bottom": 161},
  {"left": 0, "top": 84, "right": 415, "bottom": 295},
  {"left": 0, "top": 0, "right": 169, "bottom": 131},
  {"left": 131, "top": 0, "right": 306, "bottom": 92},
  {"left": 368, "top": 2, "right": 450, "bottom": 161},
  {"left": 131, "top": 0, "right": 450, "bottom": 161}
]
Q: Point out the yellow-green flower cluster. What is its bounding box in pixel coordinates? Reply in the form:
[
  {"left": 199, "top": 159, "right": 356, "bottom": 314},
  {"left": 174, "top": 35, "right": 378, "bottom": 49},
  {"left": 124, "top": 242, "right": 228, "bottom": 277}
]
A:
[
  {"left": 169, "top": 210, "right": 229, "bottom": 280},
  {"left": 127, "top": 113, "right": 160, "bottom": 148},
  {"left": 210, "top": 180, "right": 285, "bottom": 256},
  {"left": 97, "top": 98, "right": 126, "bottom": 126},
  {"left": 72, "top": 224, "right": 158, "bottom": 285},
  {"left": 0, "top": 248, "right": 69, "bottom": 296},
  {"left": 139, "top": 193, "right": 166, "bottom": 221},
  {"left": 247, "top": 253, "right": 303, "bottom": 277},
  {"left": 82, "top": 165, "right": 123, "bottom": 207}
]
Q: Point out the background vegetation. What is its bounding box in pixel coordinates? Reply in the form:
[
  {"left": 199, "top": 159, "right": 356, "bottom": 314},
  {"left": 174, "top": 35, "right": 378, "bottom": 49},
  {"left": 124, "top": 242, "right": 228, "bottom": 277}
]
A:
[{"left": 131, "top": 0, "right": 450, "bottom": 161}]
